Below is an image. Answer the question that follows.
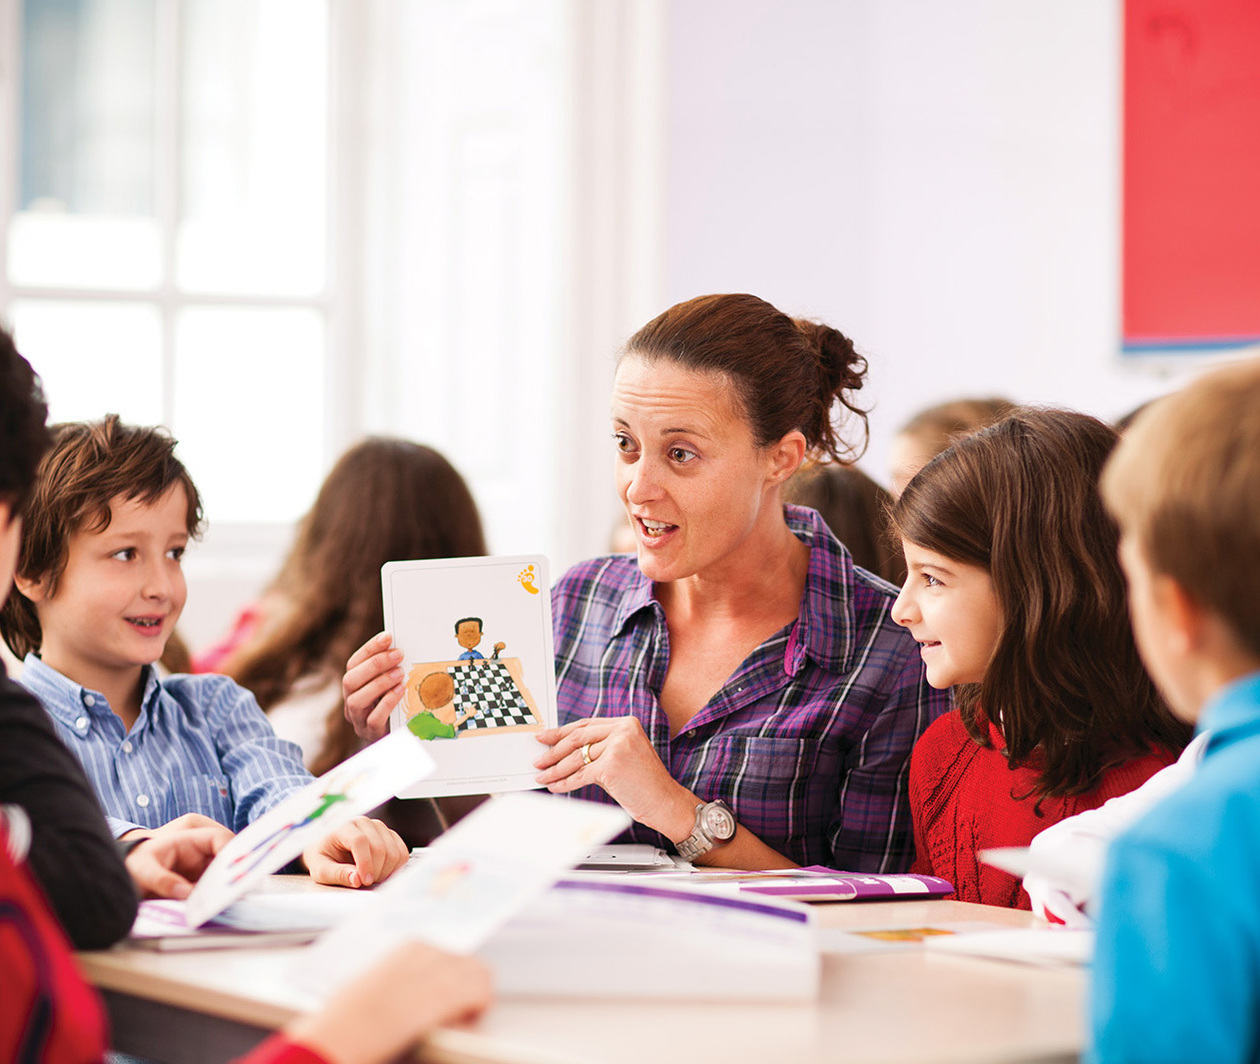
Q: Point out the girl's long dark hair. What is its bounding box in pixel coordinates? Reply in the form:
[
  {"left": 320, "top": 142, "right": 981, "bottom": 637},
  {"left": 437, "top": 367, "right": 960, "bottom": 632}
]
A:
[
  {"left": 222, "top": 438, "right": 487, "bottom": 774},
  {"left": 890, "top": 409, "right": 1191, "bottom": 797}
]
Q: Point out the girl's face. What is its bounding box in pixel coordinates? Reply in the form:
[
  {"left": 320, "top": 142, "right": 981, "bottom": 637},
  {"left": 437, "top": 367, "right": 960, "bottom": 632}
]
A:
[
  {"left": 610, "top": 353, "right": 798, "bottom": 585},
  {"left": 891, "top": 539, "right": 1004, "bottom": 689}
]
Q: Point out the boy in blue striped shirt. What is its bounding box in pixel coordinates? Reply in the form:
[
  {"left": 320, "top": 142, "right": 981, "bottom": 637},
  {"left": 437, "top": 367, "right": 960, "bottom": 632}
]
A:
[{"left": 0, "top": 415, "right": 407, "bottom": 889}]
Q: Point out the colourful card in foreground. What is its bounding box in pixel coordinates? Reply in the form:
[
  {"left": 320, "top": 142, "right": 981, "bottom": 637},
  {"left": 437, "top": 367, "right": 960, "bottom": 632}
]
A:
[
  {"left": 184, "top": 731, "right": 435, "bottom": 928},
  {"left": 295, "top": 792, "right": 630, "bottom": 998}
]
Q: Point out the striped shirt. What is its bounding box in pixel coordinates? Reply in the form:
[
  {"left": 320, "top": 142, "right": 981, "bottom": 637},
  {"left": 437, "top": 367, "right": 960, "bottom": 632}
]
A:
[
  {"left": 20, "top": 655, "right": 312, "bottom": 838},
  {"left": 552, "top": 505, "right": 949, "bottom": 872}
]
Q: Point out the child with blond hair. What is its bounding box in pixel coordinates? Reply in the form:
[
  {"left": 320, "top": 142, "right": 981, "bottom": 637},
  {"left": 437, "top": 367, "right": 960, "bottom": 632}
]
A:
[{"left": 1090, "top": 358, "right": 1260, "bottom": 1062}]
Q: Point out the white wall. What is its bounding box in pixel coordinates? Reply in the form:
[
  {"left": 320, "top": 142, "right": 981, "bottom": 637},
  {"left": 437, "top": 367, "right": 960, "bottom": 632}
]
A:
[{"left": 661, "top": 0, "right": 1214, "bottom": 487}]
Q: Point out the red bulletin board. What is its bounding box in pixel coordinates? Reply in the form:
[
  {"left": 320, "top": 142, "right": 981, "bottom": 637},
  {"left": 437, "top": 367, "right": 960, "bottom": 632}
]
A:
[{"left": 1123, "top": 0, "right": 1260, "bottom": 353}]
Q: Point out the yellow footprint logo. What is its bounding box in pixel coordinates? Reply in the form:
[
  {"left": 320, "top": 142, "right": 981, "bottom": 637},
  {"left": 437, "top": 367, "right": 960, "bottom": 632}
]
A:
[{"left": 517, "top": 565, "right": 540, "bottom": 595}]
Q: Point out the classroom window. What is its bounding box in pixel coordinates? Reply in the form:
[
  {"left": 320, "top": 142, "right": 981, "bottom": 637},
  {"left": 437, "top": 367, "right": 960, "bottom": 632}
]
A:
[{"left": 1, "top": 0, "right": 331, "bottom": 524}]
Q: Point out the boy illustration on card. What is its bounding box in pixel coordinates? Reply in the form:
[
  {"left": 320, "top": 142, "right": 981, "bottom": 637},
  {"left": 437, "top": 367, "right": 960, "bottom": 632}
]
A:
[{"left": 454, "top": 616, "right": 504, "bottom": 661}]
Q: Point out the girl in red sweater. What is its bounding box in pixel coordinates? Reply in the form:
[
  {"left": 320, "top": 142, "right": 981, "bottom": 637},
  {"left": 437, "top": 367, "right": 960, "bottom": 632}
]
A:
[{"left": 889, "top": 409, "right": 1190, "bottom": 908}]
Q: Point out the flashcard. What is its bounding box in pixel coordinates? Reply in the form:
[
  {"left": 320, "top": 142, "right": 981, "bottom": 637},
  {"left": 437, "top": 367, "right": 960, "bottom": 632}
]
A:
[
  {"left": 294, "top": 792, "right": 630, "bottom": 997},
  {"left": 382, "top": 554, "right": 556, "bottom": 797},
  {"left": 183, "top": 730, "right": 435, "bottom": 928}
]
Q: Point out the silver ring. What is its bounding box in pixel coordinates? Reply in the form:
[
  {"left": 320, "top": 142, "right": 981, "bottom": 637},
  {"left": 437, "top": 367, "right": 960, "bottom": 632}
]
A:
[{"left": 580, "top": 742, "right": 593, "bottom": 766}]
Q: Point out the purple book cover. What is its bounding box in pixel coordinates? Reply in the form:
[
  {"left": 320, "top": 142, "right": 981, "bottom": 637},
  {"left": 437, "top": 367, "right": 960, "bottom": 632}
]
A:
[{"left": 739, "top": 867, "right": 953, "bottom": 902}]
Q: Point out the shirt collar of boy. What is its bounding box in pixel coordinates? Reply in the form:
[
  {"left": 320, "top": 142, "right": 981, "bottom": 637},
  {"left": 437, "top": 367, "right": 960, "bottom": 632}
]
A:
[
  {"left": 1200, "top": 670, "right": 1260, "bottom": 756},
  {"left": 19, "top": 653, "right": 161, "bottom": 727}
]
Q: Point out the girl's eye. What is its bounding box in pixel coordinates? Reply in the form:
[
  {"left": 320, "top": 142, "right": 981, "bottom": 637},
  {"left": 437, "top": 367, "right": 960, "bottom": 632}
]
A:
[
  {"left": 167, "top": 546, "right": 185, "bottom": 562},
  {"left": 111, "top": 548, "right": 136, "bottom": 562},
  {"left": 923, "top": 574, "right": 941, "bottom": 588},
  {"left": 668, "top": 446, "right": 697, "bottom": 464}
]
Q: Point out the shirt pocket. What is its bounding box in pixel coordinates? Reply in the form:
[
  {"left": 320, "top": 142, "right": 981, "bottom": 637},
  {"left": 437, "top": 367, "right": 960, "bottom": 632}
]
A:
[
  {"left": 690, "top": 734, "right": 837, "bottom": 849},
  {"left": 159, "top": 773, "right": 234, "bottom": 828}
]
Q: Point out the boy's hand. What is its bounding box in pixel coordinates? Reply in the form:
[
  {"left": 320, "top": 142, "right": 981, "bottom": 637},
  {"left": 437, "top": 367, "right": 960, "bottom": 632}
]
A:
[
  {"left": 343, "top": 632, "right": 405, "bottom": 742},
  {"left": 285, "top": 943, "right": 491, "bottom": 1064},
  {"left": 125, "top": 817, "right": 234, "bottom": 899},
  {"left": 302, "top": 816, "right": 409, "bottom": 889}
]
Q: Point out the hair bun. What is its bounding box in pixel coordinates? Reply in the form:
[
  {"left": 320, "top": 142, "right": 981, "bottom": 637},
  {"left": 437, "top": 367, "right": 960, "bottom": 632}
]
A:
[{"left": 795, "top": 318, "right": 867, "bottom": 395}]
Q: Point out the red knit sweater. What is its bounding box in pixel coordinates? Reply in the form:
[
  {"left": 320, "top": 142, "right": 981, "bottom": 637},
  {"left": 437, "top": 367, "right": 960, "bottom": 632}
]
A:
[{"left": 908, "top": 711, "right": 1176, "bottom": 908}]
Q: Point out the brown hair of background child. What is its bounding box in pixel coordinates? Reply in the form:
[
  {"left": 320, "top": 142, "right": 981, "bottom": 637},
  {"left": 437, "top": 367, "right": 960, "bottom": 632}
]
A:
[
  {"left": 889, "top": 396, "right": 1016, "bottom": 497},
  {"left": 0, "top": 414, "right": 203, "bottom": 659},
  {"left": 625, "top": 292, "right": 870, "bottom": 463},
  {"left": 890, "top": 408, "right": 1191, "bottom": 797},
  {"left": 222, "top": 438, "right": 487, "bottom": 774},
  {"left": 1101, "top": 359, "right": 1260, "bottom": 659}
]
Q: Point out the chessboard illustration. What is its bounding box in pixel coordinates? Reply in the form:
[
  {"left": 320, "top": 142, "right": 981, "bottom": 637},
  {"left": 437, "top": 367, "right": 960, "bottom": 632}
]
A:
[{"left": 402, "top": 657, "right": 542, "bottom": 740}]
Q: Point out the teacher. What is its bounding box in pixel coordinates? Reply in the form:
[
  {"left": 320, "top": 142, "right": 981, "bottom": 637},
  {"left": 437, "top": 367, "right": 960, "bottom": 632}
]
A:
[{"left": 343, "top": 294, "right": 946, "bottom": 871}]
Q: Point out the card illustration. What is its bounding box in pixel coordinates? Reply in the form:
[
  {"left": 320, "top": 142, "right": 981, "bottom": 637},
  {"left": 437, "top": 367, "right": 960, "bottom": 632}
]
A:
[{"left": 383, "top": 555, "right": 557, "bottom": 797}]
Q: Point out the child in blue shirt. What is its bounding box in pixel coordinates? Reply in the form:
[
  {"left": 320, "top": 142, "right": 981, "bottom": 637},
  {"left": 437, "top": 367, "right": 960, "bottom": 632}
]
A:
[
  {"left": 1091, "top": 357, "right": 1260, "bottom": 1063},
  {"left": 0, "top": 415, "right": 408, "bottom": 889}
]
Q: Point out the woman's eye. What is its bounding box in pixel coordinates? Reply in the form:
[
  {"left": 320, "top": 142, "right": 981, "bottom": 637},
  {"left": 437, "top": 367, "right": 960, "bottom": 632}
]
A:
[
  {"left": 612, "top": 432, "right": 636, "bottom": 454},
  {"left": 668, "top": 446, "right": 697, "bottom": 464}
]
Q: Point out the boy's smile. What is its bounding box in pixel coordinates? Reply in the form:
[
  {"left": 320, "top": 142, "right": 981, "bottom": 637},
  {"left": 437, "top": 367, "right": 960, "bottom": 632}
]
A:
[{"left": 21, "top": 486, "right": 190, "bottom": 715}]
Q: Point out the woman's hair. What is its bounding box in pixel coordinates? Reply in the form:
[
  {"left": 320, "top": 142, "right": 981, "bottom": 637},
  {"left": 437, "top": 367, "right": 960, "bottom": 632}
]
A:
[
  {"left": 624, "top": 293, "right": 869, "bottom": 462},
  {"left": 221, "top": 438, "right": 486, "bottom": 774},
  {"left": 0, "top": 415, "right": 203, "bottom": 659},
  {"left": 889, "top": 408, "right": 1191, "bottom": 797},
  {"left": 0, "top": 327, "right": 52, "bottom": 517},
  {"left": 785, "top": 463, "right": 906, "bottom": 584}
]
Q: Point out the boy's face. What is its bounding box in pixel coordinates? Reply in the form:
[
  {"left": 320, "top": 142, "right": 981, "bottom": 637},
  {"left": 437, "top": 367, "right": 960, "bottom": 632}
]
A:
[
  {"left": 456, "top": 620, "right": 482, "bottom": 650},
  {"left": 26, "top": 486, "right": 189, "bottom": 686},
  {"left": 1118, "top": 532, "right": 1199, "bottom": 722}
]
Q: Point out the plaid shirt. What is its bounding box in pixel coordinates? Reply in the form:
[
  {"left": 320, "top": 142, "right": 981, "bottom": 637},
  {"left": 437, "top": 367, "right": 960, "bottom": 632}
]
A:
[
  {"left": 21, "top": 654, "right": 311, "bottom": 838},
  {"left": 552, "top": 505, "right": 949, "bottom": 872}
]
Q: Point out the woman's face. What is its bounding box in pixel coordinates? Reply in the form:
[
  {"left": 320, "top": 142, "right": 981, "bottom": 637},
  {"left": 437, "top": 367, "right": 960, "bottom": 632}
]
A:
[{"left": 610, "top": 353, "right": 794, "bottom": 584}]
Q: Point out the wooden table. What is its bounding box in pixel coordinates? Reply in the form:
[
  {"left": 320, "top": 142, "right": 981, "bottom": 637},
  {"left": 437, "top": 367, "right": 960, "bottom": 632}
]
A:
[{"left": 80, "top": 897, "right": 1085, "bottom": 1064}]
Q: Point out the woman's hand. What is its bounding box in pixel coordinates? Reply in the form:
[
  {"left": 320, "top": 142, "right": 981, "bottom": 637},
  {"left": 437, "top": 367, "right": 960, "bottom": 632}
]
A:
[
  {"left": 533, "top": 716, "right": 694, "bottom": 841},
  {"left": 342, "top": 632, "right": 405, "bottom": 741}
]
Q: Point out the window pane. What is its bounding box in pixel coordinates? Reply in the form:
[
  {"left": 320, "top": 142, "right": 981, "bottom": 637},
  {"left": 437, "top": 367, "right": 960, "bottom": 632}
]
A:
[
  {"left": 177, "top": 0, "right": 328, "bottom": 296},
  {"left": 172, "top": 307, "right": 324, "bottom": 523},
  {"left": 11, "top": 0, "right": 160, "bottom": 289},
  {"left": 8, "top": 300, "right": 163, "bottom": 424}
]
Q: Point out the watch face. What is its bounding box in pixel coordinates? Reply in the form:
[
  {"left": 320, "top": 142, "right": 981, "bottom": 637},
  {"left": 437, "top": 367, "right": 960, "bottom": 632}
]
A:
[{"left": 702, "top": 801, "right": 737, "bottom": 842}]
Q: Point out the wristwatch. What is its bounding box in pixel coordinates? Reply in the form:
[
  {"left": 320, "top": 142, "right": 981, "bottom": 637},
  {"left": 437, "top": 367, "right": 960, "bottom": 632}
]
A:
[{"left": 675, "top": 799, "right": 737, "bottom": 861}]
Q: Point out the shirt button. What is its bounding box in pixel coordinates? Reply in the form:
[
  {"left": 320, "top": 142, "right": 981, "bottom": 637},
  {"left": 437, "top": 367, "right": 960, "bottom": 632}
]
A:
[
  {"left": 686, "top": 729, "right": 697, "bottom": 738},
  {"left": 136, "top": 794, "right": 150, "bottom": 808},
  {"left": 74, "top": 716, "right": 89, "bottom": 732},
  {"left": 83, "top": 694, "right": 96, "bottom": 707},
  {"left": 122, "top": 741, "right": 133, "bottom": 753}
]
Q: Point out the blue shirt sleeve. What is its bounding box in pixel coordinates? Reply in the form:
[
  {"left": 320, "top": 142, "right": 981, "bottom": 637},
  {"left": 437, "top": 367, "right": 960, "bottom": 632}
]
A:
[{"left": 200, "top": 677, "right": 313, "bottom": 832}]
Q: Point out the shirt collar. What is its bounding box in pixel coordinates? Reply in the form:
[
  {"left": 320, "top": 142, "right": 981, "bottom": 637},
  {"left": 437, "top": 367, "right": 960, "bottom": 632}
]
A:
[
  {"left": 1200, "top": 670, "right": 1260, "bottom": 753},
  {"left": 607, "top": 504, "right": 859, "bottom": 673},
  {"left": 21, "top": 653, "right": 161, "bottom": 723}
]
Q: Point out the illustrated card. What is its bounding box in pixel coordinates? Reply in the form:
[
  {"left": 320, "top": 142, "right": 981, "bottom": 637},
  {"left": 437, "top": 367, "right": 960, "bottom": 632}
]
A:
[
  {"left": 382, "top": 554, "right": 556, "bottom": 797},
  {"left": 294, "top": 792, "right": 630, "bottom": 998},
  {"left": 183, "top": 731, "right": 435, "bottom": 928}
]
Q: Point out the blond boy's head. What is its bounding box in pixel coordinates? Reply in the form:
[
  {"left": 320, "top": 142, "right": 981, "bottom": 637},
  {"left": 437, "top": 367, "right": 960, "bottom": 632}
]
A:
[{"left": 1101, "top": 358, "right": 1260, "bottom": 712}]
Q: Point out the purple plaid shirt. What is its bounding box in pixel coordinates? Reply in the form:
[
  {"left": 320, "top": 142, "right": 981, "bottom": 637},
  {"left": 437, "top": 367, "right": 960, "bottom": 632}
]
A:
[{"left": 552, "top": 505, "right": 949, "bottom": 872}]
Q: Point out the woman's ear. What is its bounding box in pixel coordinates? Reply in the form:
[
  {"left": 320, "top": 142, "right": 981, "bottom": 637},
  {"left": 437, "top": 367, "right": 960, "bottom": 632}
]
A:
[{"left": 766, "top": 430, "right": 808, "bottom": 485}]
